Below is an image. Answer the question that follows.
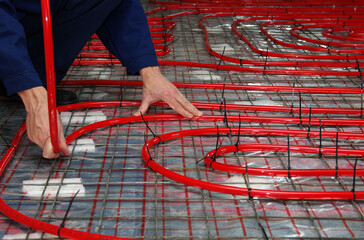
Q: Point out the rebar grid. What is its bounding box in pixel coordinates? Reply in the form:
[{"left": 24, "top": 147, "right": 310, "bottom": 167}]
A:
[{"left": 1, "top": 0, "right": 364, "bottom": 239}]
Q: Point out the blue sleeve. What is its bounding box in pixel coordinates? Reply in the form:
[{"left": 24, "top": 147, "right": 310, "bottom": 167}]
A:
[
  {"left": 0, "top": 0, "right": 42, "bottom": 96},
  {"left": 96, "top": 0, "right": 159, "bottom": 75}
]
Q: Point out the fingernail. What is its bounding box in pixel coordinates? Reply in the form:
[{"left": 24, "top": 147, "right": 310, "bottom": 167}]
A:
[{"left": 197, "top": 111, "right": 203, "bottom": 116}]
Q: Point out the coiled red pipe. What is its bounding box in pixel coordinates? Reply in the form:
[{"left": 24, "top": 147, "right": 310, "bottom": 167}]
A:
[{"left": 142, "top": 127, "right": 364, "bottom": 200}]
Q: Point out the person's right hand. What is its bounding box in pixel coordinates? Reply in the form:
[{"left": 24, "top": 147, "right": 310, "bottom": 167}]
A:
[{"left": 18, "top": 86, "right": 70, "bottom": 158}]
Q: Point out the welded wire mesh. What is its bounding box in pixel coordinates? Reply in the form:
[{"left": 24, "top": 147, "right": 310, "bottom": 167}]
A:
[{"left": 0, "top": 0, "right": 364, "bottom": 239}]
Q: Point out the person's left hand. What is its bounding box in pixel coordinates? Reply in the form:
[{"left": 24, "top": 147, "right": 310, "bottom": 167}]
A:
[{"left": 134, "top": 66, "right": 203, "bottom": 118}]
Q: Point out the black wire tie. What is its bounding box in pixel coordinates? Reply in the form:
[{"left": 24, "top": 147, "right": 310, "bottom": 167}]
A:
[
  {"left": 58, "top": 189, "right": 80, "bottom": 238},
  {"left": 140, "top": 112, "right": 161, "bottom": 144},
  {"left": 299, "top": 92, "right": 302, "bottom": 126},
  {"left": 217, "top": 46, "right": 226, "bottom": 71},
  {"left": 245, "top": 164, "right": 252, "bottom": 200},
  {"left": 319, "top": 120, "right": 322, "bottom": 158},
  {"left": 289, "top": 82, "right": 296, "bottom": 114},
  {"left": 144, "top": 133, "right": 156, "bottom": 171},
  {"left": 210, "top": 126, "right": 221, "bottom": 169},
  {"left": 235, "top": 113, "right": 242, "bottom": 152},
  {"left": 219, "top": 77, "right": 227, "bottom": 111},
  {"left": 355, "top": 57, "right": 362, "bottom": 78},
  {"left": 351, "top": 157, "right": 358, "bottom": 200}
]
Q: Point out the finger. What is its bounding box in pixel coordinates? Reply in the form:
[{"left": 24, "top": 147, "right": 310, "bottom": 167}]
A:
[
  {"left": 42, "top": 137, "right": 60, "bottom": 159},
  {"left": 133, "top": 100, "right": 151, "bottom": 117},
  {"left": 176, "top": 94, "right": 203, "bottom": 117},
  {"left": 167, "top": 99, "right": 193, "bottom": 118},
  {"left": 59, "top": 135, "right": 70, "bottom": 156}
]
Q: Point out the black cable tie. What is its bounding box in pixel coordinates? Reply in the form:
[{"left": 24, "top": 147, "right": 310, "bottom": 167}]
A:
[
  {"left": 351, "top": 157, "right": 358, "bottom": 201},
  {"left": 166, "top": 35, "right": 181, "bottom": 47},
  {"left": 219, "top": 77, "right": 227, "bottom": 111},
  {"left": 259, "top": 222, "right": 269, "bottom": 240},
  {"left": 235, "top": 113, "right": 242, "bottom": 152},
  {"left": 210, "top": 126, "right": 221, "bottom": 169},
  {"left": 287, "top": 134, "right": 291, "bottom": 179},
  {"left": 347, "top": 54, "right": 349, "bottom": 62},
  {"left": 289, "top": 82, "right": 296, "bottom": 114},
  {"left": 360, "top": 83, "right": 363, "bottom": 118},
  {"left": 144, "top": 133, "right": 156, "bottom": 171},
  {"left": 263, "top": 48, "right": 269, "bottom": 75},
  {"left": 319, "top": 120, "right": 322, "bottom": 158},
  {"left": 355, "top": 57, "right": 362, "bottom": 78},
  {"left": 240, "top": 58, "right": 243, "bottom": 66},
  {"left": 335, "top": 131, "right": 339, "bottom": 178},
  {"left": 223, "top": 98, "right": 230, "bottom": 130},
  {"left": 217, "top": 46, "right": 226, "bottom": 71},
  {"left": 109, "top": 52, "right": 114, "bottom": 67},
  {"left": 248, "top": 187, "right": 252, "bottom": 200},
  {"left": 306, "top": 107, "right": 312, "bottom": 138},
  {"left": 299, "top": 92, "right": 302, "bottom": 126},
  {"left": 245, "top": 164, "right": 252, "bottom": 200},
  {"left": 58, "top": 189, "right": 80, "bottom": 238},
  {"left": 140, "top": 112, "right": 161, "bottom": 144},
  {"left": 196, "top": 156, "right": 209, "bottom": 164}
]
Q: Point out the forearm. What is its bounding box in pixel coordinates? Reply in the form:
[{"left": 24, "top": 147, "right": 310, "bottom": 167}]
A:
[{"left": 18, "top": 86, "right": 47, "bottom": 113}]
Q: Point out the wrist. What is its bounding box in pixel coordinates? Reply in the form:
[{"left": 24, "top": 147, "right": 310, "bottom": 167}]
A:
[
  {"left": 140, "top": 66, "right": 161, "bottom": 79},
  {"left": 18, "top": 87, "right": 47, "bottom": 112}
]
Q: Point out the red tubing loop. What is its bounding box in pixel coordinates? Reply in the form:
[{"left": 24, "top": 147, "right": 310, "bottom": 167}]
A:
[
  {"left": 229, "top": 16, "right": 364, "bottom": 60},
  {"left": 202, "top": 15, "right": 364, "bottom": 71},
  {"left": 290, "top": 23, "right": 364, "bottom": 48},
  {"left": 323, "top": 27, "right": 364, "bottom": 42},
  {"left": 261, "top": 21, "right": 364, "bottom": 54},
  {"left": 142, "top": 127, "right": 364, "bottom": 201}
]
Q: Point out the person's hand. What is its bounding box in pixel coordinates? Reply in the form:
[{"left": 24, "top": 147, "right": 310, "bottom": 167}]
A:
[
  {"left": 134, "top": 66, "right": 203, "bottom": 118},
  {"left": 18, "top": 86, "right": 70, "bottom": 158}
]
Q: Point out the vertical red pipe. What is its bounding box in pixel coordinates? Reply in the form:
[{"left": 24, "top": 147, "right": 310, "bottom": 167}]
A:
[{"left": 40, "top": 0, "right": 60, "bottom": 153}]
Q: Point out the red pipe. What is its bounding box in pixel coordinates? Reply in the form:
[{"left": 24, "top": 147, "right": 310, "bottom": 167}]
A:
[
  {"left": 40, "top": 0, "right": 59, "bottom": 153},
  {"left": 60, "top": 80, "right": 363, "bottom": 95}
]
